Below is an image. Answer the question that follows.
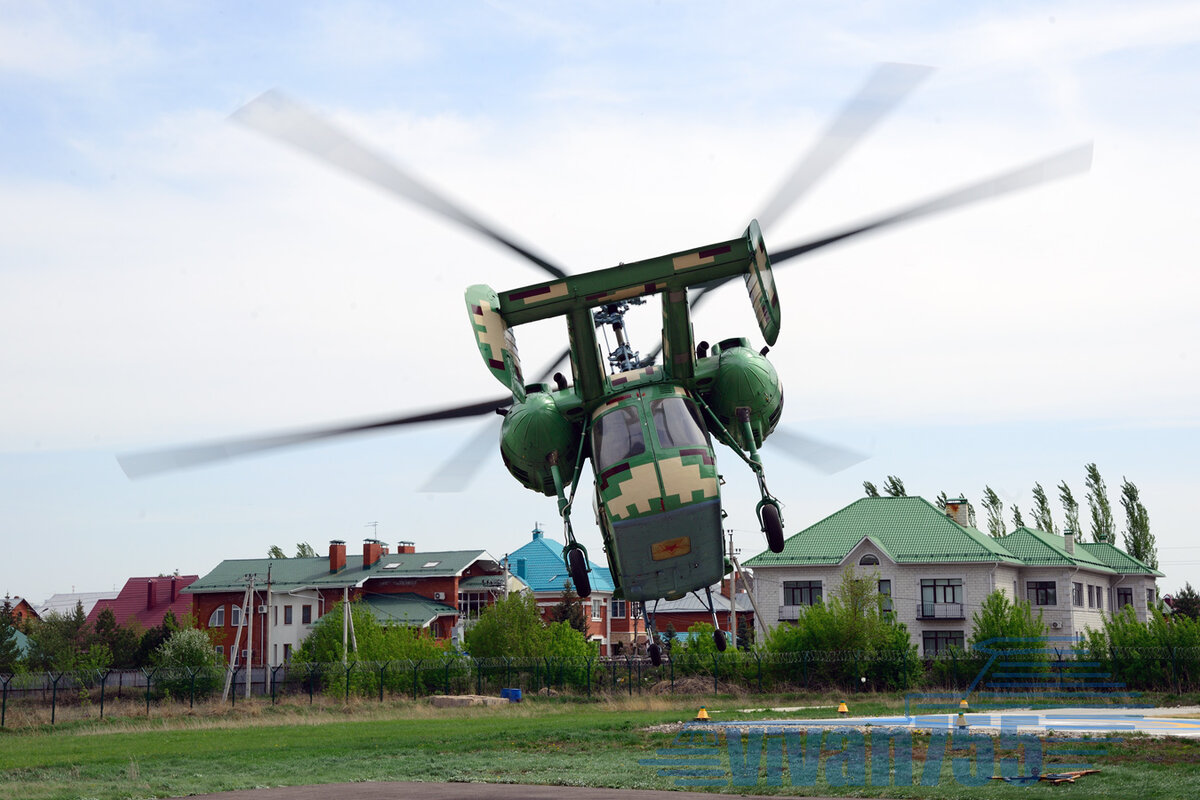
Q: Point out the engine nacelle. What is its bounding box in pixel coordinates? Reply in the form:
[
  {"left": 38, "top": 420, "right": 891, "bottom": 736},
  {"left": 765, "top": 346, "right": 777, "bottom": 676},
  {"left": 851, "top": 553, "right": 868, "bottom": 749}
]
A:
[
  {"left": 499, "top": 389, "right": 581, "bottom": 496},
  {"left": 702, "top": 337, "right": 784, "bottom": 450}
]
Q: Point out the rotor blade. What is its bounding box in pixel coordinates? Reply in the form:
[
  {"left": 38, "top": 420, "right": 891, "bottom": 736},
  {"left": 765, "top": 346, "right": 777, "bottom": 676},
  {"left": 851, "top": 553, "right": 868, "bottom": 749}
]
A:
[
  {"left": 756, "top": 63, "right": 934, "bottom": 233},
  {"left": 418, "top": 417, "right": 502, "bottom": 493},
  {"left": 771, "top": 142, "right": 1094, "bottom": 265},
  {"left": 118, "top": 396, "right": 511, "bottom": 478},
  {"left": 232, "top": 90, "right": 569, "bottom": 280},
  {"left": 764, "top": 428, "right": 870, "bottom": 474}
]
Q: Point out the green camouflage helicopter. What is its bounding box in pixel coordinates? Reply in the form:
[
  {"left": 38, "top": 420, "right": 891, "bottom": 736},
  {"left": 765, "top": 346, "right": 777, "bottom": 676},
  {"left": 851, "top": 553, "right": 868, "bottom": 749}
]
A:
[{"left": 120, "top": 64, "right": 1090, "bottom": 659}]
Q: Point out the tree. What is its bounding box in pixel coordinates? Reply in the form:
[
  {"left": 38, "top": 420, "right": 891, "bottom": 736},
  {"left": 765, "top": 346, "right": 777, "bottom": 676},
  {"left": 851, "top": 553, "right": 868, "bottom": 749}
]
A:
[
  {"left": 863, "top": 481, "right": 879, "bottom": 498},
  {"left": 25, "top": 601, "right": 93, "bottom": 671},
  {"left": 1058, "top": 481, "right": 1082, "bottom": 542},
  {"left": 464, "top": 591, "right": 593, "bottom": 659},
  {"left": 1084, "top": 463, "right": 1115, "bottom": 544},
  {"left": 548, "top": 581, "right": 588, "bottom": 634},
  {"left": 969, "top": 591, "right": 1048, "bottom": 666},
  {"left": 1171, "top": 583, "right": 1200, "bottom": 620},
  {"left": 267, "top": 545, "right": 287, "bottom": 559},
  {"left": 981, "top": 486, "right": 1006, "bottom": 538},
  {"left": 935, "top": 491, "right": 948, "bottom": 511},
  {"left": 0, "top": 598, "right": 21, "bottom": 673},
  {"left": 295, "top": 542, "right": 318, "bottom": 558},
  {"left": 1010, "top": 504, "right": 1025, "bottom": 530},
  {"left": 294, "top": 600, "right": 444, "bottom": 664},
  {"left": 92, "top": 607, "right": 142, "bottom": 669},
  {"left": 1119, "top": 477, "right": 1157, "bottom": 569},
  {"left": 1030, "top": 482, "right": 1057, "bottom": 534},
  {"left": 883, "top": 475, "right": 907, "bottom": 497}
]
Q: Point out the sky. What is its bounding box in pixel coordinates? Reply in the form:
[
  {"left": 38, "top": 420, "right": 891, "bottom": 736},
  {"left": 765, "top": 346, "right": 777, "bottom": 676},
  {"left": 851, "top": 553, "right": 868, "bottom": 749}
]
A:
[{"left": 3, "top": 1, "right": 1199, "bottom": 608}]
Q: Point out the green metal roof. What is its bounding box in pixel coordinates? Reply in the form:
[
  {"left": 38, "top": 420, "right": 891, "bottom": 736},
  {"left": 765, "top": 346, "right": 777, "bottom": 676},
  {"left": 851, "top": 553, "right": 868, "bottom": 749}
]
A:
[
  {"left": 186, "top": 549, "right": 498, "bottom": 594},
  {"left": 360, "top": 592, "right": 459, "bottom": 627},
  {"left": 744, "top": 496, "right": 1022, "bottom": 567},
  {"left": 1078, "top": 541, "right": 1164, "bottom": 576},
  {"left": 996, "top": 527, "right": 1114, "bottom": 572}
]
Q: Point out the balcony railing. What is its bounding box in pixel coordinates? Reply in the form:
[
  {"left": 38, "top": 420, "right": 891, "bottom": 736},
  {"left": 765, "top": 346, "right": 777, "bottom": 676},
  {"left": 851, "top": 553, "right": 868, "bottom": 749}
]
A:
[
  {"left": 778, "top": 605, "right": 802, "bottom": 621},
  {"left": 917, "top": 602, "right": 964, "bottom": 619}
]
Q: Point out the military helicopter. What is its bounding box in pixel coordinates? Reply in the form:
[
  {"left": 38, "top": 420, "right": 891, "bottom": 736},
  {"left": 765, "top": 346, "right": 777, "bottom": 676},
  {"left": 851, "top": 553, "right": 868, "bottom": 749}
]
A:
[{"left": 119, "top": 64, "right": 1091, "bottom": 660}]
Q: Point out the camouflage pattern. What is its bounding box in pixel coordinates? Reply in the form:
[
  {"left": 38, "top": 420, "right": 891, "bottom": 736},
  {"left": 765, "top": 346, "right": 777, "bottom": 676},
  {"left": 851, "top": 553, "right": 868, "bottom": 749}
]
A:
[
  {"left": 743, "top": 219, "right": 781, "bottom": 346},
  {"left": 464, "top": 284, "right": 524, "bottom": 400}
]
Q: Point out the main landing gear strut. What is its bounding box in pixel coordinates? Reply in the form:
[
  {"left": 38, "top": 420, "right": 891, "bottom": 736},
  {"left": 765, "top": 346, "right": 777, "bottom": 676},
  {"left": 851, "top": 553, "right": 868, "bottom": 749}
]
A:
[{"left": 641, "top": 586, "right": 729, "bottom": 667}]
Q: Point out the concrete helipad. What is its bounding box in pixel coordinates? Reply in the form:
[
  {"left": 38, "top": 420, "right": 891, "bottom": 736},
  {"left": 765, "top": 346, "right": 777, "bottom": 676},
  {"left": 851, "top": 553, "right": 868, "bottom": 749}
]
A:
[{"left": 711, "top": 707, "right": 1200, "bottom": 737}]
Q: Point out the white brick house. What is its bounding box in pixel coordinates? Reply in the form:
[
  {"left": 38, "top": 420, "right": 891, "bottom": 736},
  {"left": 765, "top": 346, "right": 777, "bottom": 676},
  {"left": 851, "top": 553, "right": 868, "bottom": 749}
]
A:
[{"left": 745, "top": 496, "right": 1163, "bottom": 656}]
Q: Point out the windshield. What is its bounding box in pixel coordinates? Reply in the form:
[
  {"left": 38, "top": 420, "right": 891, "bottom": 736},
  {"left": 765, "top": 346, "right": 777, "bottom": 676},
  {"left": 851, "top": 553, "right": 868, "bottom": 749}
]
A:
[
  {"left": 592, "top": 406, "right": 645, "bottom": 471},
  {"left": 651, "top": 397, "right": 708, "bottom": 449}
]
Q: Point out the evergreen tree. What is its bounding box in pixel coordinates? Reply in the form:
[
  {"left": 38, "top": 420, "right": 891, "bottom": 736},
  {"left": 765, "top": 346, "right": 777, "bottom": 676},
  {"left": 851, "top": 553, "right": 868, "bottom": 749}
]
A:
[
  {"left": 863, "top": 481, "right": 879, "bottom": 498},
  {"left": 1010, "top": 504, "right": 1025, "bottom": 530},
  {"left": 1058, "top": 481, "right": 1082, "bottom": 542},
  {"left": 1030, "top": 482, "right": 1057, "bottom": 534},
  {"left": 883, "top": 476, "right": 907, "bottom": 497},
  {"left": 1119, "top": 477, "right": 1157, "bottom": 569},
  {"left": 267, "top": 545, "right": 287, "bottom": 559},
  {"left": 92, "top": 607, "right": 142, "bottom": 669},
  {"left": 1171, "top": 583, "right": 1200, "bottom": 620},
  {"left": 295, "top": 542, "right": 318, "bottom": 558},
  {"left": 981, "top": 486, "right": 1006, "bottom": 538},
  {"left": 0, "top": 597, "right": 20, "bottom": 673},
  {"left": 548, "top": 581, "right": 588, "bottom": 634},
  {"left": 935, "top": 491, "right": 948, "bottom": 511}
]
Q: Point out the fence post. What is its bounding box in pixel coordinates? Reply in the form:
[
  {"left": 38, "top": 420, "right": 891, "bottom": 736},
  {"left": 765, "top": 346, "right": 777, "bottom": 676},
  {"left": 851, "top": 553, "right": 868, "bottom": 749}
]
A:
[
  {"left": 344, "top": 662, "right": 356, "bottom": 704},
  {"left": 379, "top": 661, "right": 389, "bottom": 703},
  {"left": 476, "top": 658, "right": 483, "bottom": 695},
  {"left": 1, "top": 673, "right": 10, "bottom": 728},
  {"left": 231, "top": 667, "right": 240, "bottom": 707},
  {"left": 271, "top": 665, "right": 283, "bottom": 704},
  {"left": 586, "top": 657, "right": 593, "bottom": 698},
  {"left": 97, "top": 669, "right": 111, "bottom": 719},
  {"left": 144, "top": 667, "right": 157, "bottom": 715},
  {"left": 712, "top": 654, "right": 720, "bottom": 694},
  {"left": 412, "top": 659, "right": 423, "bottom": 700},
  {"left": 49, "top": 672, "right": 63, "bottom": 725}
]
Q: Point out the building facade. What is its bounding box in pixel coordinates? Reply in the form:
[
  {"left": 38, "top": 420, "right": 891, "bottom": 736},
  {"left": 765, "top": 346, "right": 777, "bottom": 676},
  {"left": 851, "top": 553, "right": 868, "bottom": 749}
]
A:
[{"left": 746, "top": 496, "right": 1162, "bottom": 655}]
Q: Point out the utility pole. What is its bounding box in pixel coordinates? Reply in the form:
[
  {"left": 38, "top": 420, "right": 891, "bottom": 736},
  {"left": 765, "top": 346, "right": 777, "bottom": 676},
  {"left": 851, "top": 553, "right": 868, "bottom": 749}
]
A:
[
  {"left": 727, "top": 530, "right": 738, "bottom": 644},
  {"left": 245, "top": 574, "right": 255, "bottom": 699}
]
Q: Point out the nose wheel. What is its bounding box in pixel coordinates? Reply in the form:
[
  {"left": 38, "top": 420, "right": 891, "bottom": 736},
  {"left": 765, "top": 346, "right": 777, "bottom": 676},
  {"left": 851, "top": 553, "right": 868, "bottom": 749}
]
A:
[{"left": 759, "top": 499, "right": 785, "bottom": 553}]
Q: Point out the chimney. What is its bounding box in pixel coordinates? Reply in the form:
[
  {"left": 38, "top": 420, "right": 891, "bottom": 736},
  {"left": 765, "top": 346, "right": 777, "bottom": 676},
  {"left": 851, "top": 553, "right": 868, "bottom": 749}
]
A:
[
  {"left": 329, "top": 540, "right": 347, "bottom": 573},
  {"left": 532, "top": 526, "right": 543, "bottom": 541},
  {"left": 1064, "top": 529, "right": 1076, "bottom": 554},
  {"left": 945, "top": 497, "right": 970, "bottom": 528},
  {"left": 363, "top": 539, "right": 384, "bottom": 569},
  {"left": 170, "top": 575, "right": 178, "bottom": 603},
  {"left": 146, "top": 579, "right": 155, "bottom": 610},
  {"left": 516, "top": 558, "right": 527, "bottom": 579},
  {"left": 397, "top": 541, "right": 416, "bottom": 554}
]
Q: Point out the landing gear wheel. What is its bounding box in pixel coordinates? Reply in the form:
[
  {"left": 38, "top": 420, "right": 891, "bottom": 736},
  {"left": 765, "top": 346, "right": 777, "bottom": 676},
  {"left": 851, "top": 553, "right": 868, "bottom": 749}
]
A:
[
  {"left": 648, "top": 643, "right": 662, "bottom": 666},
  {"left": 762, "top": 502, "right": 784, "bottom": 553},
  {"left": 713, "top": 629, "right": 727, "bottom": 652},
  {"left": 567, "top": 547, "right": 591, "bottom": 598}
]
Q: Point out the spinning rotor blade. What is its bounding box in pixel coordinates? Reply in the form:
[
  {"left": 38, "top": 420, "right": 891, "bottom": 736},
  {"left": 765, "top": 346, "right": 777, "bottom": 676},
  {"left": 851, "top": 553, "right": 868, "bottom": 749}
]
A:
[
  {"left": 764, "top": 428, "right": 869, "bottom": 474},
  {"left": 233, "top": 91, "right": 568, "bottom": 280},
  {"left": 755, "top": 63, "right": 933, "bottom": 233},
  {"left": 118, "top": 396, "right": 511, "bottom": 478},
  {"left": 770, "top": 142, "right": 1094, "bottom": 265}
]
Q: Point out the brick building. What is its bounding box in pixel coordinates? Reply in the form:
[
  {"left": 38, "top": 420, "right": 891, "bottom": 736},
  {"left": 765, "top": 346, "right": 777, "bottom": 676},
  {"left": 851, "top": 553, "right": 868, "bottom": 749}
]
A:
[{"left": 84, "top": 575, "right": 198, "bottom": 629}]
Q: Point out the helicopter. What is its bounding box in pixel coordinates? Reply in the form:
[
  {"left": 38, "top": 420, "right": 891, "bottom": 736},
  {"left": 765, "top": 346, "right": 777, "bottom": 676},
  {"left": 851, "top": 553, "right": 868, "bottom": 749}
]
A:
[{"left": 119, "top": 64, "right": 1091, "bottom": 661}]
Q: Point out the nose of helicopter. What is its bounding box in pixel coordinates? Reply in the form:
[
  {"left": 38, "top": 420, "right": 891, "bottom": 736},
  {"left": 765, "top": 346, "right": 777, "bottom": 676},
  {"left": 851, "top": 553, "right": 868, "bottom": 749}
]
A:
[{"left": 611, "top": 498, "right": 725, "bottom": 602}]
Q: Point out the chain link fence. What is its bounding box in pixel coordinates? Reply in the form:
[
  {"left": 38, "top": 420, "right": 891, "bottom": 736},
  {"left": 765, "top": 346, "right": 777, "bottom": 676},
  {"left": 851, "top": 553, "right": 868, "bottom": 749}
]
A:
[{"left": 4, "top": 645, "right": 1199, "bottom": 727}]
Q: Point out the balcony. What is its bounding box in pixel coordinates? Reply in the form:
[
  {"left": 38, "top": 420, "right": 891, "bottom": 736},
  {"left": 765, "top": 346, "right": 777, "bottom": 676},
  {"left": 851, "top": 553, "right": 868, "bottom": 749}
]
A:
[
  {"left": 778, "top": 605, "right": 802, "bottom": 621},
  {"left": 917, "top": 602, "right": 964, "bottom": 620}
]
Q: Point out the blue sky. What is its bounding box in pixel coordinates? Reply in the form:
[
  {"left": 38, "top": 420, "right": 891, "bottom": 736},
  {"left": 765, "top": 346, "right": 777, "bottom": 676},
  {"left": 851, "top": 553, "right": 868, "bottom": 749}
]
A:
[{"left": 3, "top": 1, "right": 1199, "bottom": 605}]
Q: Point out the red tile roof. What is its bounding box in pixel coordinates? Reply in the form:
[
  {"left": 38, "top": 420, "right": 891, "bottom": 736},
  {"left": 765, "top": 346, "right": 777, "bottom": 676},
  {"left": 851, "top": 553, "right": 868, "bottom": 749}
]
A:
[{"left": 85, "top": 575, "right": 199, "bottom": 630}]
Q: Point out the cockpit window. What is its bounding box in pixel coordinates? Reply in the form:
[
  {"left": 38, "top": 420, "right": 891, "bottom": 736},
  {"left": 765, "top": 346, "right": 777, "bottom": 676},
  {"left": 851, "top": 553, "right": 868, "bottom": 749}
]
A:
[
  {"left": 651, "top": 397, "right": 708, "bottom": 449},
  {"left": 592, "top": 406, "right": 645, "bottom": 471}
]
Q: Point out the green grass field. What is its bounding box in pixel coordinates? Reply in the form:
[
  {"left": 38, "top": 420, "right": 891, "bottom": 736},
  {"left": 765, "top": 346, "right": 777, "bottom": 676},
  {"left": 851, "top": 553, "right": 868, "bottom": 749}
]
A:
[{"left": 2, "top": 695, "right": 1199, "bottom": 800}]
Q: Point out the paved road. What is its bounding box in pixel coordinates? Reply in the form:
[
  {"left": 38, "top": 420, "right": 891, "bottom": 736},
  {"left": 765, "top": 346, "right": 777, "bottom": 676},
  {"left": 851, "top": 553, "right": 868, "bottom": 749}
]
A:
[{"left": 183, "top": 784, "right": 817, "bottom": 800}]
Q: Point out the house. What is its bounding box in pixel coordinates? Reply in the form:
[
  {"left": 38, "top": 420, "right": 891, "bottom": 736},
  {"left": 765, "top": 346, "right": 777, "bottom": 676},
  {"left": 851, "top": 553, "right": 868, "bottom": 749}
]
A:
[
  {"left": 186, "top": 540, "right": 505, "bottom": 666},
  {"left": 84, "top": 575, "right": 198, "bottom": 630},
  {"left": 505, "top": 526, "right": 754, "bottom": 655},
  {"left": 745, "top": 496, "right": 1162, "bottom": 656},
  {"left": 2, "top": 595, "right": 40, "bottom": 625},
  {"left": 37, "top": 591, "right": 118, "bottom": 619}
]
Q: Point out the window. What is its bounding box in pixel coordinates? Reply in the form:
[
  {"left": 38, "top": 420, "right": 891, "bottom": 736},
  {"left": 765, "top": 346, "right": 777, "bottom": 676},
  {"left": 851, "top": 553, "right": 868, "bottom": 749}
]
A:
[
  {"left": 877, "top": 579, "right": 893, "bottom": 614},
  {"left": 215, "top": 645, "right": 223, "bottom": 657},
  {"left": 592, "top": 599, "right": 602, "bottom": 621},
  {"left": 458, "top": 592, "right": 489, "bottom": 619},
  {"left": 301, "top": 605, "right": 312, "bottom": 624},
  {"left": 592, "top": 406, "right": 646, "bottom": 470},
  {"left": 1117, "top": 588, "right": 1133, "bottom": 608},
  {"left": 783, "top": 580, "right": 822, "bottom": 606},
  {"left": 923, "top": 630, "right": 965, "bottom": 656},
  {"left": 284, "top": 605, "right": 293, "bottom": 625},
  {"left": 650, "top": 397, "right": 708, "bottom": 449},
  {"left": 231, "top": 605, "right": 243, "bottom": 626},
  {"left": 283, "top": 643, "right": 292, "bottom": 662},
  {"left": 1027, "top": 581, "right": 1057, "bottom": 606},
  {"left": 920, "top": 578, "right": 963, "bottom": 617},
  {"left": 1073, "top": 582, "right": 1083, "bottom": 607},
  {"left": 859, "top": 553, "right": 879, "bottom": 566},
  {"left": 1147, "top": 588, "right": 1155, "bottom": 608},
  {"left": 611, "top": 599, "right": 626, "bottom": 619},
  {"left": 208, "top": 606, "right": 225, "bottom": 627},
  {"left": 1087, "top": 585, "right": 1096, "bottom": 608}
]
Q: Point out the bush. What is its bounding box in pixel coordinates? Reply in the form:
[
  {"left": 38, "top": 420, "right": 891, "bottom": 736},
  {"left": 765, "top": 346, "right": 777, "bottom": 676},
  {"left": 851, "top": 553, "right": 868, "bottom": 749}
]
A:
[{"left": 153, "top": 628, "right": 223, "bottom": 700}]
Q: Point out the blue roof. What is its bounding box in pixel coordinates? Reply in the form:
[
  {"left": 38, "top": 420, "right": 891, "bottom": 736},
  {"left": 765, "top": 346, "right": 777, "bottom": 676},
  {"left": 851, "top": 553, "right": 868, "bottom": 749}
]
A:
[{"left": 507, "top": 528, "right": 615, "bottom": 594}]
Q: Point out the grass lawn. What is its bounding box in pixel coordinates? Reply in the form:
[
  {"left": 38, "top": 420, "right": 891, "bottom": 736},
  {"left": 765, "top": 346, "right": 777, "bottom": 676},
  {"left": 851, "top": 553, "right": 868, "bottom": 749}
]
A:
[{"left": 1, "top": 694, "right": 1198, "bottom": 799}]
